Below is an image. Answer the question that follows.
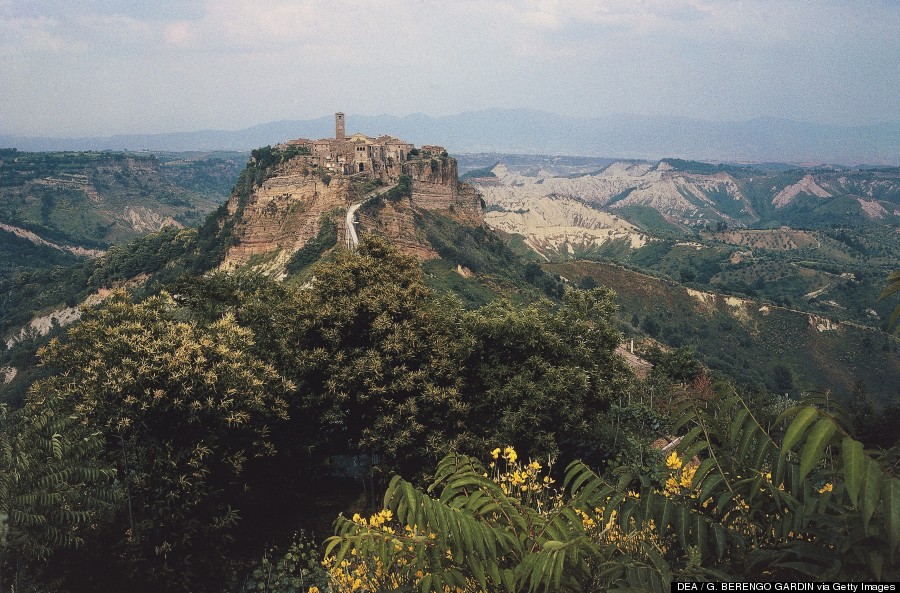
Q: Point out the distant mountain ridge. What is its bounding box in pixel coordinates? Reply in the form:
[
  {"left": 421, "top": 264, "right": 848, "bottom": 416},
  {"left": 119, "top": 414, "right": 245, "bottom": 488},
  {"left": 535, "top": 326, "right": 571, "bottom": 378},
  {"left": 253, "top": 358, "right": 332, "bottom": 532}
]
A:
[{"left": 3, "top": 109, "right": 898, "bottom": 165}]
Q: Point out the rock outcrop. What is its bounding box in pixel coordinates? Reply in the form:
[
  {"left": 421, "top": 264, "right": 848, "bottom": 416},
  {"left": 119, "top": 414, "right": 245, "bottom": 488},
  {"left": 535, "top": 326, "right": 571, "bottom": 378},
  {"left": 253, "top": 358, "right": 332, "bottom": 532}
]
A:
[
  {"left": 220, "top": 142, "right": 485, "bottom": 272},
  {"left": 358, "top": 201, "right": 435, "bottom": 260},
  {"left": 222, "top": 159, "right": 350, "bottom": 271},
  {"left": 359, "top": 159, "right": 484, "bottom": 259},
  {"left": 406, "top": 158, "right": 483, "bottom": 223},
  {"left": 772, "top": 174, "right": 831, "bottom": 208}
]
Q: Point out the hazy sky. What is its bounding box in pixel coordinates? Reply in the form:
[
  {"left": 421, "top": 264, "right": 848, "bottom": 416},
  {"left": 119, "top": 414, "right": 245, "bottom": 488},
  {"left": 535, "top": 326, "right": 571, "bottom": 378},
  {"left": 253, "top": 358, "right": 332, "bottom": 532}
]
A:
[{"left": 2, "top": 0, "right": 898, "bottom": 137}]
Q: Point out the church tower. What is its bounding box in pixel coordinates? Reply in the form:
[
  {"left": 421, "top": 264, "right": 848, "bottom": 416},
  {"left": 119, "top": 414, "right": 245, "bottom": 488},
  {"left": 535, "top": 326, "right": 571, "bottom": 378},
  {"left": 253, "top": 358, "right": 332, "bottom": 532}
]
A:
[{"left": 335, "top": 112, "right": 345, "bottom": 140}]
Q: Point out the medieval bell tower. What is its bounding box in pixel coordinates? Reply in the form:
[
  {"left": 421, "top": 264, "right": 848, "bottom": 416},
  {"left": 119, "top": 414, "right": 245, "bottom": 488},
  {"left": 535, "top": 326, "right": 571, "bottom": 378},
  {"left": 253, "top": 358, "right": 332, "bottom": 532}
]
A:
[{"left": 335, "top": 112, "right": 345, "bottom": 140}]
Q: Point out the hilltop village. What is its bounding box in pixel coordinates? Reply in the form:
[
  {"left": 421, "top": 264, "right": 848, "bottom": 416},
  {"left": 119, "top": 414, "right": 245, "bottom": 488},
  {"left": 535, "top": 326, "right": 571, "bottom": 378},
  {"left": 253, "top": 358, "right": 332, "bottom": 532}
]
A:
[
  {"left": 222, "top": 112, "right": 481, "bottom": 267},
  {"left": 278, "top": 112, "right": 447, "bottom": 181}
]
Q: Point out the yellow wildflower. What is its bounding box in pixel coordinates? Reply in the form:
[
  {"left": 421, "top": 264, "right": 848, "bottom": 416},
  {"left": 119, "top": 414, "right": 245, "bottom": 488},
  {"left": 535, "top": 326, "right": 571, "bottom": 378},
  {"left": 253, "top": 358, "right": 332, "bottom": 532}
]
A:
[
  {"left": 665, "top": 451, "right": 683, "bottom": 470},
  {"left": 818, "top": 483, "right": 833, "bottom": 493},
  {"left": 491, "top": 447, "right": 501, "bottom": 459},
  {"left": 680, "top": 464, "right": 697, "bottom": 489},
  {"left": 664, "top": 476, "right": 680, "bottom": 496}
]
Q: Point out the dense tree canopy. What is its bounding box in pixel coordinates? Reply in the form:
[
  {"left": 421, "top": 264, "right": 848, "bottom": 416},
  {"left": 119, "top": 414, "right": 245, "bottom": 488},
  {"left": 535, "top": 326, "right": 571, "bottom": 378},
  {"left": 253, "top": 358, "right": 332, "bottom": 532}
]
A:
[
  {"left": 31, "top": 292, "right": 291, "bottom": 591},
  {"left": 11, "top": 237, "right": 642, "bottom": 591},
  {"left": 460, "top": 288, "right": 632, "bottom": 464},
  {"left": 8, "top": 236, "right": 893, "bottom": 591}
]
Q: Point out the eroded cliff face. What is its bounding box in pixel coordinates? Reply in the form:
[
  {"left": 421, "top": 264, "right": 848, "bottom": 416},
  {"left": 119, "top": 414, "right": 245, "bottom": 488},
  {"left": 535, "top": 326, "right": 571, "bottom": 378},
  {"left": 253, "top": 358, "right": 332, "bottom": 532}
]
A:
[
  {"left": 221, "top": 159, "right": 350, "bottom": 272},
  {"left": 220, "top": 153, "right": 485, "bottom": 272},
  {"left": 358, "top": 158, "right": 484, "bottom": 259},
  {"left": 357, "top": 201, "right": 435, "bottom": 260},
  {"left": 405, "top": 158, "right": 483, "bottom": 225}
]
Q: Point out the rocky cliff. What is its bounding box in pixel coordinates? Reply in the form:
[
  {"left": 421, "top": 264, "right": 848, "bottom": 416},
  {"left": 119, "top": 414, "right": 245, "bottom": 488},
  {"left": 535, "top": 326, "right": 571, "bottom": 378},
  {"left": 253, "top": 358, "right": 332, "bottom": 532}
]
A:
[
  {"left": 356, "top": 158, "right": 484, "bottom": 259},
  {"left": 222, "top": 158, "right": 350, "bottom": 272},
  {"left": 220, "top": 150, "right": 485, "bottom": 273},
  {"left": 404, "top": 157, "right": 483, "bottom": 224}
]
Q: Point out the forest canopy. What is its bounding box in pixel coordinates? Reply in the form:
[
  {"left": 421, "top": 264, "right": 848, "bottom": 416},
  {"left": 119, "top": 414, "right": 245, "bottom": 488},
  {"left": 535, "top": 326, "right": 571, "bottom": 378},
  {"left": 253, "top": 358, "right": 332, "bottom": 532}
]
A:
[{"left": 1, "top": 237, "right": 896, "bottom": 592}]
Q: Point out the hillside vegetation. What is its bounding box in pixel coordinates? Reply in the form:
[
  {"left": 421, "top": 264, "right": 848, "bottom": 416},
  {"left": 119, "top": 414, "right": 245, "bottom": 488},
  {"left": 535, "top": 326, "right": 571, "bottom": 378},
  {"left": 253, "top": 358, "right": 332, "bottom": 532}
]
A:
[
  {"left": 464, "top": 155, "right": 900, "bottom": 426},
  {"left": 0, "top": 148, "right": 243, "bottom": 250},
  {"left": 548, "top": 260, "right": 899, "bottom": 405},
  {"left": 0, "top": 238, "right": 640, "bottom": 591},
  {"left": 0, "top": 238, "right": 896, "bottom": 592},
  {"left": 0, "top": 144, "right": 898, "bottom": 592}
]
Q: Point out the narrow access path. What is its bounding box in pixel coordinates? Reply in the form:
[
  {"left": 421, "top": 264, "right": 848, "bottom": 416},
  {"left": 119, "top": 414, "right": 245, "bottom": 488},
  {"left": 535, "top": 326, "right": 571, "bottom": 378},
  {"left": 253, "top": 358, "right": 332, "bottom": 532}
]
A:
[{"left": 345, "top": 185, "right": 394, "bottom": 249}]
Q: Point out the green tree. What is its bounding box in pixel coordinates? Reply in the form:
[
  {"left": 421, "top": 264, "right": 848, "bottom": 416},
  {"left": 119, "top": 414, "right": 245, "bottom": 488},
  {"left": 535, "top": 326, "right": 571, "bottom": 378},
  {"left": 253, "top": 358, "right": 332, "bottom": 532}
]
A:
[
  {"left": 646, "top": 346, "right": 702, "bottom": 383},
  {"left": 0, "top": 400, "right": 118, "bottom": 590},
  {"left": 243, "top": 237, "right": 473, "bottom": 477},
  {"left": 30, "top": 291, "right": 291, "bottom": 591},
  {"left": 461, "top": 288, "right": 633, "bottom": 465},
  {"left": 771, "top": 364, "right": 794, "bottom": 393}
]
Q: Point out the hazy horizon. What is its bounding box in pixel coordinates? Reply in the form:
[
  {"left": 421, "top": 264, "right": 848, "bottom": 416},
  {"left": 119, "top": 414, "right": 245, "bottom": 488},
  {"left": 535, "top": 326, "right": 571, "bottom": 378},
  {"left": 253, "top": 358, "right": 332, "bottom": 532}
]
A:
[
  {"left": 2, "top": 1, "right": 899, "bottom": 139},
  {"left": 3, "top": 108, "right": 899, "bottom": 142}
]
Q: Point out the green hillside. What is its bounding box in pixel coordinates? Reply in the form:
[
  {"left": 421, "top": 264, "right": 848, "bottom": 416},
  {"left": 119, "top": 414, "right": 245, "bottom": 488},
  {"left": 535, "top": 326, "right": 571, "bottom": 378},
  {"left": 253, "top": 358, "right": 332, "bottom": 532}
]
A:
[
  {"left": 548, "top": 260, "right": 900, "bottom": 405},
  {"left": 0, "top": 151, "right": 897, "bottom": 591},
  {"left": 658, "top": 160, "right": 900, "bottom": 229},
  {"left": 0, "top": 149, "right": 244, "bottom": 249}
]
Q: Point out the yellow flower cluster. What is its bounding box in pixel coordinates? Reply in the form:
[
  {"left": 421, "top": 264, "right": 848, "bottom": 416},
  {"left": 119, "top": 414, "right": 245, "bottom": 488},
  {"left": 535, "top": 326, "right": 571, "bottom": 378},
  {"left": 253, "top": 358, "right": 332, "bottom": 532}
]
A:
[
  {"left": 665, "top": 451, "right": 682, "bottom": 470},
  {"left": 491, "top": 446, "right": 518, "bottom": 464},
  {"left": 324, "top": 548, "right": 488, "bottom": 593},
  {"left": 489, "top": 446, "right": 560, "bottom": 512},
  {"left": 322, "top": 555, "right": 368, "bottom": 592},
  {"left": 576, "top": 503, "right": 665, "bottom": 557},
  {"left": 351, "top": 508, "right": 395, "bottom": 533},
  {"left": 323, "top": 552, "right": 417, "bottom": 592},
  {"left": 663, "top": 453, "right": 697, "bottom": 497},
  {"left": 326, "top": 507, "right": 477, "bottom": 592}
]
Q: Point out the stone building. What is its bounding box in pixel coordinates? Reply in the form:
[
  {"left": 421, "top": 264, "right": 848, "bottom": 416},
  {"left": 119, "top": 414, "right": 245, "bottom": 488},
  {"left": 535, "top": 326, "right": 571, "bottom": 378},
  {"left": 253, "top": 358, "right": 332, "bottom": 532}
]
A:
[
  {"left": 279, "top": 113, "right": 415, "bottom": 181},
  {"left": 420, "top": 145, "right": 447, "bottom": 156}
]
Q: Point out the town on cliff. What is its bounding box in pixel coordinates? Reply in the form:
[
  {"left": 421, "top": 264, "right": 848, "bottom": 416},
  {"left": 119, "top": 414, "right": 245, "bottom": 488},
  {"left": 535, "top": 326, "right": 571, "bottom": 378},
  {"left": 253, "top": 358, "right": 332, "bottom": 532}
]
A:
[
  {"left": 221, "top": 112, "right": 481, "bottom": 269},
  {"left": 278, "top": 112, "right": 447, "bottom": 182}
]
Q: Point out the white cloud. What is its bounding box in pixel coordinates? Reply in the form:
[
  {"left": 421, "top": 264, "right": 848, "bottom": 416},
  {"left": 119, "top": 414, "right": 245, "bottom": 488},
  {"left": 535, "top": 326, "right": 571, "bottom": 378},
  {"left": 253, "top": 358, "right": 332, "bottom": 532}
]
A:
[
  {"left": 164, "top": 21, "right": 191, "bottom": 46},
  {"left": 0, "top": 16, "right": 87, "bottom": 54},
  {"left": 1, "top": 0, "right": 898, "bottom": 136}
]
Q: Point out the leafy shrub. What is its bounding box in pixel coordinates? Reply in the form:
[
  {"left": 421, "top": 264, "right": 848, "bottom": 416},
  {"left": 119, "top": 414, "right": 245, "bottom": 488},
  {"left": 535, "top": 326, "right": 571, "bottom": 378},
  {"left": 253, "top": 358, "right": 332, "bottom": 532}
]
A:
[
  {"left": 323, "top": 388, "right": 900, "bottom": 591},
  {"left": 238, "top": 531, "right": 327, "bottom": 593},
  {"left": 384, "top": 175, "right": 412, "bottom": 202}
]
